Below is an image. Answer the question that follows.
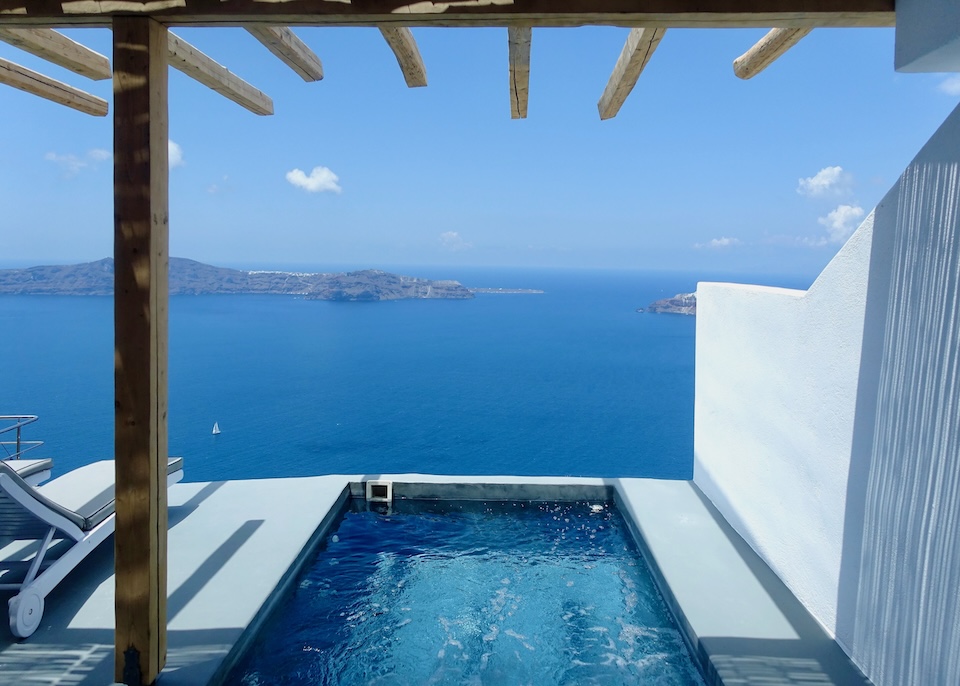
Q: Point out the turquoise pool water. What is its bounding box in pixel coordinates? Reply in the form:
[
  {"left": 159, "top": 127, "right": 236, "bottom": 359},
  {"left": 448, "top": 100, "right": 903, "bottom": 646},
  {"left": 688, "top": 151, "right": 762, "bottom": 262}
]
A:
[{"left": 229, "top": 500, "right": 705, "bottom": 685}]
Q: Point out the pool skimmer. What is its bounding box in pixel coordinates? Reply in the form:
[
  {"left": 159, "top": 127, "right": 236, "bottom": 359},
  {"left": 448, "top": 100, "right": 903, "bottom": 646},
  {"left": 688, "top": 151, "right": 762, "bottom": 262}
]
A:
[{"left": 365, "top": 480, "right": 393, "bottom": 504}]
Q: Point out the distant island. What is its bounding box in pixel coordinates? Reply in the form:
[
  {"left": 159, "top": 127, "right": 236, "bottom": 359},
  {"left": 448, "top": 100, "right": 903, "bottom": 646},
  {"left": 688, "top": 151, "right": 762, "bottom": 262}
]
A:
[
  {"left": 470, "top": 287, "right": 545, "bottom": 295},
  {"left": 0, "top": 258, "right": 478, "bottom": 302},
  {"left": 638, "top": 292, "right": 696, "bottom": 315}
]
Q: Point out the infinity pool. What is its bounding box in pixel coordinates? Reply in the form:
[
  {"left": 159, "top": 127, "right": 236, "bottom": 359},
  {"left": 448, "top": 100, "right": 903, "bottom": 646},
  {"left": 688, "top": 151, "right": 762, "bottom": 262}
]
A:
[{"left": 228, "top": 499, "right": 705, "bottom": 685}]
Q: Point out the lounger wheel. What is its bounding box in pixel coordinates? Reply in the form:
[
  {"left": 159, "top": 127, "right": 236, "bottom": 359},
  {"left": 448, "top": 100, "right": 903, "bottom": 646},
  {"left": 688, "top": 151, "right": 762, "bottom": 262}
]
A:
[{"left": 9, "top": 590, "right": 44, "bottom": 638}]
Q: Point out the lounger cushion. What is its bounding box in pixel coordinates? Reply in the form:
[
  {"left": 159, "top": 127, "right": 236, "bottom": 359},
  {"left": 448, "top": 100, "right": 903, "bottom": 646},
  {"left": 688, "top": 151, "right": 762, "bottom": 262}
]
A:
[
  {"left": 2, "top": 459, "right": 53, "bottom": 481},
  {"left": 38, "top": 457, "right": 184, "bottom": 530},
  {"left": 37, "top": 461, "right": 117, "bottom": 530},
  {"left": 0, "top": 461, "right": 88, "bottom": 537}
]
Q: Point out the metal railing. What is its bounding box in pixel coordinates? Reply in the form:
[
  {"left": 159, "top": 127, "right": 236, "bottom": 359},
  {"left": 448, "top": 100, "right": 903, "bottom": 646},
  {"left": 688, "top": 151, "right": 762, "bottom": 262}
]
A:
[{"left": 0, "top": 415, "right": 43, "bottom": 460}]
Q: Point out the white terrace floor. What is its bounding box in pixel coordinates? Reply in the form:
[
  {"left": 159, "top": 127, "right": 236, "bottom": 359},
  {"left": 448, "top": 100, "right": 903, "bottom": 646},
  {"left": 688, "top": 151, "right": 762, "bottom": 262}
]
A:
[{"left": 0, "top": 474, "right": 870, "bottom": 686}]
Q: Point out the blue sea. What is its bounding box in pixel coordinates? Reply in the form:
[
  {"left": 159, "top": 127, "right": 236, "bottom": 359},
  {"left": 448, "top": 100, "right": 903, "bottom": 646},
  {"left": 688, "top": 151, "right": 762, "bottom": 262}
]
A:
[{"left": 0, "top": 268, "right": 808, "bottom": 482}]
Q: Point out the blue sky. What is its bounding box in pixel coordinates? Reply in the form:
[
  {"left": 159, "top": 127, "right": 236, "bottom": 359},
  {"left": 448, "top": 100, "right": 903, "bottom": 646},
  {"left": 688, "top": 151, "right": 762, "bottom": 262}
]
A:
[{"left": 1, "top": 25, "right": 959, "bottom": 277}]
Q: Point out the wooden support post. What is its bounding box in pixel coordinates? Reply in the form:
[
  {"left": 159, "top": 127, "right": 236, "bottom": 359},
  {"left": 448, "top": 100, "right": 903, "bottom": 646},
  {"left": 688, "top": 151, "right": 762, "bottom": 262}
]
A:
[
  {"left": 112, "top": 16, "right": 169, "bottom": 686},
  {"left": 597, "top": 27, "right": 666, "bottom": 120},
  {"left": 733, "top": 27, "right": 812, "bottom": 79},
  {"left": 167, "top": 32, "right": 274, "bottom": 115},
  {"left": 508, "top": 26, "right": 531, "bottom": 119},
  {"left": 246, "top": 26, "right": 324, "bottom": 81},
  {"left": 0, "top": 56, "right": 108, "bottom": 115},
  {"left": 0, "top": 27, "right": 111, "bottom": 80},
  {"left": 378, "top": 27, "right": 427, "bottom": 87},
  {"left": 0, "top": 3, "right": 896, "bottom": 29}
]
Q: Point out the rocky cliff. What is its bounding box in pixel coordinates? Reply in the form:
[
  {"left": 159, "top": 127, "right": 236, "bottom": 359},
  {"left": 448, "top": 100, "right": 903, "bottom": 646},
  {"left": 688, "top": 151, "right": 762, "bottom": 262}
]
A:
[
  {"left": 639, "top": 292, "right": 697, "bottom": 315},
  {"left": 0, "top": 258, "right": 474, "bottom": 301}
]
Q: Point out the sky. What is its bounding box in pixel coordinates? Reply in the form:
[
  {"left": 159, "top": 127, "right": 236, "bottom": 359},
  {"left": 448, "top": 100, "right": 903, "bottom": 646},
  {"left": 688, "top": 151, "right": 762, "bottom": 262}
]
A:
[{"left": 1, "top": 25, "right": 959, "bottom": 278}]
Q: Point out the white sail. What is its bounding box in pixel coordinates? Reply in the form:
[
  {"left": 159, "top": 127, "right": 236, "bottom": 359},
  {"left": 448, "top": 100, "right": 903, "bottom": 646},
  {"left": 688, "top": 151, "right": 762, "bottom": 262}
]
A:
[{"left": 212, "top": 422, "right": 220, "bottom": 435}]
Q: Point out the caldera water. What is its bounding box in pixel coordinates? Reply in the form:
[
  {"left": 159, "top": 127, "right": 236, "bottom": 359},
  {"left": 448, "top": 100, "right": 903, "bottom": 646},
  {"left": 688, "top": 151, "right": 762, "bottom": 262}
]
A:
[{"left": 0, "top": 267, "right": 807, "bottom": 481}]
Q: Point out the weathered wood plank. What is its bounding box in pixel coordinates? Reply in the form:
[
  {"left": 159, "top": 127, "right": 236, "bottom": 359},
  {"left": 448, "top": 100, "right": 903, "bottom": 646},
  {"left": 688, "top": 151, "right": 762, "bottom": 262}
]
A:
[
  {"left": 733, "top": 27, "right": 812, "bottom": 79},
  {"left": 597, "top": 27, "right": 666, "bottom": 120},
  {"left": 0, "top": 56, "right": 107, "bottom": 115},
  {"left": 378, "top": 27, "right": 427, "bottom": 88},
  {"left": 0, "top": 27, "right": 110, "bottom": 79},
  {"left": 508, "top": 26, "right": 531, "bottom": 119},
  {"left": 113, "top": 16, "right": 169, "bottom": 686},
  {"left": 167, "top": 31, "right": 274, "bottom": 115},
  {"left": 245, "top": 25, "right": 323, "bottom": 81},
  {"left": 0, "top": 0, "right": 895, "bottom": 29}
]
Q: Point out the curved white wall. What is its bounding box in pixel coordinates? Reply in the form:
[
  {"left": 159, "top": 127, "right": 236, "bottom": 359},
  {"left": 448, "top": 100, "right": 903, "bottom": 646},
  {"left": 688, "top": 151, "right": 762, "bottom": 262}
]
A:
[
  {"left": 695, "top": 214, "right": 875, "bottom": 633},
  {"left": 695, "top": 102, "right": 960, "bottom": 685}
]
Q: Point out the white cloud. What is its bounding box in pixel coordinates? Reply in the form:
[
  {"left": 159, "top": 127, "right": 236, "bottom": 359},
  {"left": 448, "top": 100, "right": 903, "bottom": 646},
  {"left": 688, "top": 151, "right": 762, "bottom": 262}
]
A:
[
  {"left": 797, "top": 166, "right": 851, "bottom": 197},
  {"left": 818, "top": 204, "right": 864, "bottom": 243},
  {"left": 169, "top": 140, "right": 184, "bottom": 168},
  {"left": 207, "top": 175, "right": 229, "bottom": 194},
  {"left": 45, "top": 152, "right": 87, "bottom": 177},
  {"left": 694, "top": 236, "right": 742, "bottom": 249},
  {"left": 50, "top": 145, "right": 176, "bottom": 175},
  {"left": 939, "top": 75, "right": 960, "bottom": 97},
  {"left": 45, "top": 148, "right": 115, "bottom": 176},
  {"left": 439, "top": 231, "right": 473, "bottom": 251},
  {"left": 285, "top": 166, "right": 342, "bottom": 193}
]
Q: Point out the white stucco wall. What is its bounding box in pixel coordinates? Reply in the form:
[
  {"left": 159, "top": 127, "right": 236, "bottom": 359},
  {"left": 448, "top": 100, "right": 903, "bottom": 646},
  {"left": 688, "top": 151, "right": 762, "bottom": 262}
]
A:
[
  {"left": 694, "top": 215, "right": 874, "bottom": 634},
  {"left": 896, "top": 0, "right": 960, "bottom": 72},
  {"left": 695, "top": 102, "right": 960, "bottom": 685}
]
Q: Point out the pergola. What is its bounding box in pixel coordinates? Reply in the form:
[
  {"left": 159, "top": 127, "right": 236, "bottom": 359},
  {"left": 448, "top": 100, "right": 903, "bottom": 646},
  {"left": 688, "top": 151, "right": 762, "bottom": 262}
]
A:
[{"left": 0, "top": 1, "right": 894, "bottom": 684}]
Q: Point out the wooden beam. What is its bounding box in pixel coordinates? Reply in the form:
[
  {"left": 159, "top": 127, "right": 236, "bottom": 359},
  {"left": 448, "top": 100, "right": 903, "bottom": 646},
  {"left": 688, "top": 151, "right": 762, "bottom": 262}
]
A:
[
  {"left": 113, "top": 16, "right": 169, "bottom": 686},
  {"left": 597, "top": 27, "right": 666, "bottom": 120},
  {"left": 167, "top": 32, "right": 274, "bottom": 115},
  {"left": 245, "top": 26, "right": 323, "bottom": 81},
  {"left": 0, "top": 56, "right": 107, "bottom": 115},
  {"left": 0, "top": 0, "right": 895, "bottom": 29},
  {"left": 0, "top": 27, "right": 110, "bottom": 79},
  {"left": 508, "top": 26, "right": 531, "bottom": 119},
  {"left": 733, "top": 27, "right": 812, "bottom": 79},
  {"left": 378, "top": 27, "right": 427, "bottom": 88}
]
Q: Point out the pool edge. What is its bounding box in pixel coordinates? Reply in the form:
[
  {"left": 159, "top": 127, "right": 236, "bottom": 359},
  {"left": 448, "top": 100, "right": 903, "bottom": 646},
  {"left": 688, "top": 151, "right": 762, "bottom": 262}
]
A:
[
  {"left": 614, "top": 478, "right": 873, "bottom": 686},
  {"left": 204, "top": 483, "right": 352, "bottom": 686}
]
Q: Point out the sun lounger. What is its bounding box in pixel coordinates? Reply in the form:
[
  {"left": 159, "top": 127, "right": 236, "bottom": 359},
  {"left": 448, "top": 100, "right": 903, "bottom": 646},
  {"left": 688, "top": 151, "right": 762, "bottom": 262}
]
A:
[
  {"left": 2, "top": 458, "right": 53, "bottom": 487},
  {"left": 0, "top": 457, "right": 184, "bottom": 638}
]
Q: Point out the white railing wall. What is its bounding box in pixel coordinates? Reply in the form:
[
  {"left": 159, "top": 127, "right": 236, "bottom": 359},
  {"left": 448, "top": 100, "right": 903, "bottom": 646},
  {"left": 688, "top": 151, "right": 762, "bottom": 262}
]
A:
[{"left": 694, "top": 102, "right": 960, "bottom": 685}]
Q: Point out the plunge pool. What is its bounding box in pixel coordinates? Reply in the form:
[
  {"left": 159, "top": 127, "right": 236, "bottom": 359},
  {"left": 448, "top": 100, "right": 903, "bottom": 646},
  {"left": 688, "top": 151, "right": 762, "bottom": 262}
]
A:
[{"left": 227, "top": 498, "right": 705, "bottom": 685}]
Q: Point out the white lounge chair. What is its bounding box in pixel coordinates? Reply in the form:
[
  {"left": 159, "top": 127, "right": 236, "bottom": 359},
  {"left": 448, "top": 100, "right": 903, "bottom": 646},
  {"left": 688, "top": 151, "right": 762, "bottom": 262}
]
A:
[
  {"left": 2, "top": 458, "right": 53, "bottom": 487},
  {"left": 0, "top": 457, "right": 184, "bottom": 638}
]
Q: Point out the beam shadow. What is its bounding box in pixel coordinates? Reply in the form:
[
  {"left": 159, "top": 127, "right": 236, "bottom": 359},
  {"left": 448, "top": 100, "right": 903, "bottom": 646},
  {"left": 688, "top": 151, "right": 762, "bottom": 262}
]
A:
[
  {"left": 0, "top": 512, "right": 270, "bottom": 685},
  {"left": 168, "top": 519, "right": 264, "bottom": 620}
]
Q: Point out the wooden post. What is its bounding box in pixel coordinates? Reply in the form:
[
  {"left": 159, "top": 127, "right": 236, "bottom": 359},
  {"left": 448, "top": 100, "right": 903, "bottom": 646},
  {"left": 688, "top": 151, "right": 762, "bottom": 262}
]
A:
[
  {"left": 0, "top": 56, "right": 109, "bottom": 116},
  {"left": 112, "top": 17, "right": 169, "bottom": 686},
  {"left": 378, "top": 27, "right": 427, "bottom": 88},
  {"left": 733, "top": 27, "right": 812, "bottom": 79},
  {"left": 597, "top": 27, "right": 666, "bottom": 120},
  {"left": 508, "top": 26, "right": 531, "bottom": 119}
]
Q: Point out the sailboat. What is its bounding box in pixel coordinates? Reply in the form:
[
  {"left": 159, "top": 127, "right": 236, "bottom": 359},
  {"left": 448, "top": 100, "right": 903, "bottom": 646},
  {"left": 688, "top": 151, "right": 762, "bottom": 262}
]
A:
[{"left": 212, "top": 422, "right": 221, "bottom": 435}]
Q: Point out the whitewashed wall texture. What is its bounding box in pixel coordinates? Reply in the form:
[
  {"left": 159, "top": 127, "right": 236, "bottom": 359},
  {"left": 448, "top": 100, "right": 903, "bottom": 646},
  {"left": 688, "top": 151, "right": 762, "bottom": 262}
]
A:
[{"left": 694, "top": 102, "right": 960, "bottom": 686}]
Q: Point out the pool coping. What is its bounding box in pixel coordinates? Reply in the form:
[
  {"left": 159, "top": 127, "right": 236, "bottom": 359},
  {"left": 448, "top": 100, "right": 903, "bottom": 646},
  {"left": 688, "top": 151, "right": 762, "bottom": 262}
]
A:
[{"left": 614, "top": 478, "right": 873, "bottom": 686}]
